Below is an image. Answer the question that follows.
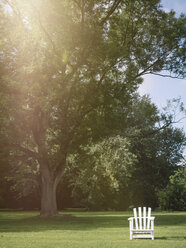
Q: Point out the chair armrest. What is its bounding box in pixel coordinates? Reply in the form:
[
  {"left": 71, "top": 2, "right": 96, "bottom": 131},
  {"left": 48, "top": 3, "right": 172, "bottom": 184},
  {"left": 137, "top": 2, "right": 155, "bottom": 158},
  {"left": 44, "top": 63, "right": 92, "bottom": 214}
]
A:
[
  {"left": 150, "top": 217, "right": 155, "bottom": 221},
  {"left": 128, "top": 217, "right": 134, "bottom": 221}
]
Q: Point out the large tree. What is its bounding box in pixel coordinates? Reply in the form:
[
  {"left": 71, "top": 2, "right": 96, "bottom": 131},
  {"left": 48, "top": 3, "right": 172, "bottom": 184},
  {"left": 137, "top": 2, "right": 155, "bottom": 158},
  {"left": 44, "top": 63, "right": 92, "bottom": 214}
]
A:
[{"left": 0, "top": 0, "right": 185, "bottom": 216}]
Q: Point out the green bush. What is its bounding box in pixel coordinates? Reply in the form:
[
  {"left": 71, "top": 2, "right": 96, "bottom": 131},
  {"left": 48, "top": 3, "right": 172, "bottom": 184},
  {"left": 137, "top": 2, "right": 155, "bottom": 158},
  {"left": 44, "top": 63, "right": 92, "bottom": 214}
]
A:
[{"left": 158, "top": 167, "right": 186, "bottom": 210}]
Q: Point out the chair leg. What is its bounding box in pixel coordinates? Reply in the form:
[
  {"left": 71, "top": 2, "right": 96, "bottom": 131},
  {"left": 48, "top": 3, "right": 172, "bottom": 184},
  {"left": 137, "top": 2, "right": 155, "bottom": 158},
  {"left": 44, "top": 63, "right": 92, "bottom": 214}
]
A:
[{"left": 130, "top": 231, "right": 133, "bottom": 240}]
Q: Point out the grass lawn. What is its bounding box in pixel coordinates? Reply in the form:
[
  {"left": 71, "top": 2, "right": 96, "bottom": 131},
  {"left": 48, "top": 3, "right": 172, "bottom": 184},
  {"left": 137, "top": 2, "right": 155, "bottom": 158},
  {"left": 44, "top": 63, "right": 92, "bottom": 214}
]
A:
[{"left": 0, "top": 210, "right": 185, "bottom": 248}]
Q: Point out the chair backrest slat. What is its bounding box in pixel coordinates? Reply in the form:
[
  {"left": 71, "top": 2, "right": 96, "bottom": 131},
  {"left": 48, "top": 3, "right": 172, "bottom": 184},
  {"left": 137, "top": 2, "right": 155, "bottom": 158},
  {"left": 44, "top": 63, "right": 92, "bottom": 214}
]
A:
[
  {"left": 143, "top": 207, "right": 146, "bottom": 230},
  {"left": 133, "top": 208, "right": 139, "bottom": 230},
  {"left": 133, "top": 207, "right": 152, "bottom": 230},
  {"left": 147, "top": 207, "right": 151, "bottom": 229},
  {"left": 138, "top": 207, "right": 142, "bottom": 230}
]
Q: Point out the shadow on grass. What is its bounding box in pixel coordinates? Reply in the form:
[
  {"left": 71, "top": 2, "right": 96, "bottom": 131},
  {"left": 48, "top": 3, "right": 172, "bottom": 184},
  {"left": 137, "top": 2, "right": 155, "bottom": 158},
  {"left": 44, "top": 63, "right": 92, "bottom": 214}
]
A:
[
  {"left": 156, "top": 236, "right": 186, "bottom": 240},
  {"left": 0, "top": 212, "right": 186, "bottom": 234},
  {"left": 0, "top": 214, "right": 126, "bottom": 233},
  {"left": 155, "top": 237, "right": 167, "bottom": 240}
]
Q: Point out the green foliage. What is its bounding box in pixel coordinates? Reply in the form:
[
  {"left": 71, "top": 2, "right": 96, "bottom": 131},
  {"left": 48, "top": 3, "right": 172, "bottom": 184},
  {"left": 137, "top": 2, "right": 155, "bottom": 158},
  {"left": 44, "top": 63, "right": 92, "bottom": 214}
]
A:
[
  {"left": 121, "top": 96, "right": 185, "bottom": 207},
  {"left": 67, "top": 136, "right": 136, "bottom": 209},
  {"left": 158, "top": 167, "right": 186, "bottom": 211},
  {"left": 63, "top": 96, "right": 186, "bottom": 210}
]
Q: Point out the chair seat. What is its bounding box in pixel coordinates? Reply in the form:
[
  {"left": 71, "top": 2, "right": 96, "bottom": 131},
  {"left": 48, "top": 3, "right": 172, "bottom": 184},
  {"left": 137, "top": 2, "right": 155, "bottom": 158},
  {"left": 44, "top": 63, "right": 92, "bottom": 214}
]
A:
[
  {"left": 132, "top": 230, "right": 153, "bottom": 233},
  {"left": 132, "top": 234, "right": 153, "bottom": 239}
]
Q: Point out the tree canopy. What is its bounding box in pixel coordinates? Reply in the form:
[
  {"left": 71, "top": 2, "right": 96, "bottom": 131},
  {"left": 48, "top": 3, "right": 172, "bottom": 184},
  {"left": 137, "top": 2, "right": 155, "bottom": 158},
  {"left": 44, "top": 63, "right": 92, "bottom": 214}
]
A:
[{"left": 0, "top": 0, "right": 185, "bottom": 215}]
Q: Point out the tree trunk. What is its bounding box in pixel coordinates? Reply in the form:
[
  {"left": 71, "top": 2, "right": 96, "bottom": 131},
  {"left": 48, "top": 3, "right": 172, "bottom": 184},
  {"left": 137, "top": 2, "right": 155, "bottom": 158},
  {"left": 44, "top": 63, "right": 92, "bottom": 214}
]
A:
[{"left": 40, "top": 169, "right": 59, "bottom": 217}]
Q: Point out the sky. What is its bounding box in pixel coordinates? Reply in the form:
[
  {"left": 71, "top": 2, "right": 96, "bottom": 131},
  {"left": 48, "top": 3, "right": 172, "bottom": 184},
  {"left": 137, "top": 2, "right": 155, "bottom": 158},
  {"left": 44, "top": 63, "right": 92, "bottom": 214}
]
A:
[{"left": 138, "top": 0, "right": 186, "bottom": 133}]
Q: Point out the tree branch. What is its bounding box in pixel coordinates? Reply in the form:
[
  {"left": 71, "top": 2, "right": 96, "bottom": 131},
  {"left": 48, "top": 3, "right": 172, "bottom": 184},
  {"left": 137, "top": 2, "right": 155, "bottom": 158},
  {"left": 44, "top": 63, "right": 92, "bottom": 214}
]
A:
[
  {"left": 133, "top": 58, "right": 162, "bottom": 79},
  {"left": 100, "top": 0, "right": 122, "bottom": 26},
  {"left": 125, "top": 117, "right": 186, "bottom": 139},
  {"left": 29, "top": 2, "right": 61, "bottom": 61},
  {"left": 148, "top": 72, "right": 185, "bottom": 80},
  {"left": 81, "top": 0, "right": 85, "bottom": 30},
  {"left": 11, "top": 143, "right": 39, "bottom": 160},
  {"left": 72, "top": 0, "right": 81, "bottom": 9},
  {"left": 3, "top": 0, "right": 27, "bottom": 28}
]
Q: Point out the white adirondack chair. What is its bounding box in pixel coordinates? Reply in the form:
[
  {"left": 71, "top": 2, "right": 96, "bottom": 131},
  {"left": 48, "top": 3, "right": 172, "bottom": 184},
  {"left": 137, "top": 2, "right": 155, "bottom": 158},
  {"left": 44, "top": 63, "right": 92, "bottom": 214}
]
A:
[{"left": 128, "top": 207, "right": 155, "bottom": 240}]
